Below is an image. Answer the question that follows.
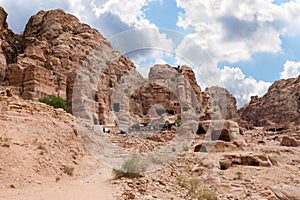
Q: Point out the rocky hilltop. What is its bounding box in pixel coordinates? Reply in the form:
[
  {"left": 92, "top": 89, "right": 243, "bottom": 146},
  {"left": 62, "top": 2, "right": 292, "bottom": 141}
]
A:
[
  {"left": 239, "top": 75, "right": 300, "bottom": 128},
  {"left": 0, "top": 8, "right": 136, "bottom": 125}
]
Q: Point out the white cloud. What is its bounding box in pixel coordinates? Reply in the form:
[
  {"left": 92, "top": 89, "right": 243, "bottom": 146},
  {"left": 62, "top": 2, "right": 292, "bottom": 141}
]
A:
[
  {"left": 89, "top": 0, "right": 174, "bottom": 64},
  {"left": 280, "top": 60, "right": 300, "bottom": 79},
  {"left": 108, "top": 28, "right": 173, "bottom": 64},
  {"left": 176, "top": 0, "right": 300, "bottom": 63},
  {"left": 195, "top": 65, "right": 271, "bottom": 108},
  {"left": 92, "top": 0, "right": 155, "bottom": 29}
]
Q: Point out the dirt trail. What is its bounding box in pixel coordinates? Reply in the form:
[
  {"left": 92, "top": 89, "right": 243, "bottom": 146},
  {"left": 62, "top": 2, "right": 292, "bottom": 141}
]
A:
[
  {"left": 0, "top": 98, "right": 117, "bottom": 200},
  {"left": 0, "top": 167, "right": 116, "bottom": 200}
]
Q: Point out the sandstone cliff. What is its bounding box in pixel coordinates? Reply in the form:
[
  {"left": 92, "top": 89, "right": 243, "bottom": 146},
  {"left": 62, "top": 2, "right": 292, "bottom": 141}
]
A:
[
  {"left": 238, "top": 75, "right": 300, "bottom": 127},
  {"left": 0, "top": 7, "right": 239, "bottom": 126},
  {"left": 0, "top": 7, "right": 23, "bottom": 81},
  {"left": 0, "top": 8, "right": 136, "bottom": 125},
  {"left": 129, "top": 64, "right": 202, "bottom": 121},
  {"left": 201, "top": 86, "right": 239, "bottom": 121}
]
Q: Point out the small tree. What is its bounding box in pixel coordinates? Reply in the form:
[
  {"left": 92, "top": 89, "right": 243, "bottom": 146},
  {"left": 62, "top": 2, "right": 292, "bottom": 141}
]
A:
[{"left": 39, "top": 95, "right": 68, "bottom": 112}]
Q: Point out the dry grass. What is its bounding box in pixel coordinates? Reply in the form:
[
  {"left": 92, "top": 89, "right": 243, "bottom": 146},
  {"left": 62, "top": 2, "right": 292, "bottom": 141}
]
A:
[
  {"left": 112, "top": 153, "right": 146, "bottom": 179},
  {"left": 178, "top": 177, "right": 218, "bottom": 200},
  {"left": 62, "top": 165, "right": 74, "bottom": 176}
]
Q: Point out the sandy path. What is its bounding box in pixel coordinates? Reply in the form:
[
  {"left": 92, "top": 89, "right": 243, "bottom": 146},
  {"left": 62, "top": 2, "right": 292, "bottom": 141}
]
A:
[{"left": 0, "top": 167, "right": 116, "bottom": 200}]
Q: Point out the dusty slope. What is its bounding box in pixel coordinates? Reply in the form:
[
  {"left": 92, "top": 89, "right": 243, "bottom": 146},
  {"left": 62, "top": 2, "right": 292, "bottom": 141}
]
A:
[{"left": 0, "top": 94, "right": 116, "bottom": 200}]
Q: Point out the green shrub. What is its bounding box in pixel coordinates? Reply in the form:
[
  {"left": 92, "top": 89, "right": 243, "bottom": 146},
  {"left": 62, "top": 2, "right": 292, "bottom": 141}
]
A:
[
  {"left": 39, "top": 95, "right": 68, "bottom": 112},
  {"left": 113, "top": 153, "right": 146, "bottom": 179}
]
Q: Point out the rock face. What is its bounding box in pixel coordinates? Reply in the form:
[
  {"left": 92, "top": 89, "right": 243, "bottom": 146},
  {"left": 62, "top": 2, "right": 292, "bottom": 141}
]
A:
[
  {"left": 128, "top": 65, "right": 239, "bottom": 124},
  {"left": 0, "top": 7, "right": 136, "bottom": 125},
  {"left": 238, "top": 76, "right": 300, "bottom": 127},
  {"left": 5, "top": 9, "right": 105, "bottom": 101},
  {"left": 180, "top": 65, "right": 202, "bottom": 107},
  {"left": 280, "top": 136, "right": 299, "bottom": 147},
  {"left": 128, "top": 65, "right": 201, "bottom": 121},
  {"left": 194, "top": 120, "right": 246, "bottom": 153},
  {"left": 130, "top": 82, "right": 180, "bottom": 118},
  {"left": 0, "top": 7, "right": 23, "bottom": 82},
  {"left": 201, "top": 86, "right": 239, "bottom": 121},
  {"left": 0, "top": 6, "right": 240, "bottom": 126}
]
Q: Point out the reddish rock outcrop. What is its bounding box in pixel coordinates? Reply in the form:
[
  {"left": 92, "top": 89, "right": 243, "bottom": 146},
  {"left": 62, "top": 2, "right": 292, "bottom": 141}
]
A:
[
  {"left": 0, "top": 7, "right": 136, "bottom": 125},
  {"left": 130, "top": 82, "right": 180, "bottom": 118},
  {"left": 180, "top": 65, "right": 202, "bottom": 106},
  {"left": 126, "top": 64, "right": 206, "bottom": 126},
  {"left": 194, "top": 120, "right": 246, "bottom": 153},
  {"left": 128, "top": 64, "right": 239, "bottom": 123},
  {"left": 280, "top": 136, "right": 299, "bottom": 147},
  {"left": 0, "top": 7, "right": 240, "bottom": 126},
  {"left": 0, "top": 7, "right": 23, "bottom": 81},
  {"left": 238, "top": 75, "right": 300, "bottom": 127},
  {"left": 201, "top": 86, "right": 239, "bottom": 121},
  {"left": 10, "top": 9, "right": 106, "bottom": 100}
]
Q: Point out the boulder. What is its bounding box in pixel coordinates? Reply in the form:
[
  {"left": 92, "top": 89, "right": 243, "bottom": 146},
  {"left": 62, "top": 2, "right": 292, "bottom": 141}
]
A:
[
  {"left": 219, "top": 153, "right": 274, "bottom": 170},
  {"left": 280, "top": 136, "right": 299, "bottom": 147},
  {"left": 270, "top": 185, "right": 300, "bottom": 200},
  {"left": 201, "top": 86, "right": 240, "bottom": 122},
  {"left": 194, "top": 140, "right": 237, "bottom": 153},
  {"left": 198, "top": 120, "right": 245, "bottom": 143},
  {"left": 194, "top": 120, "right": 246, "bottom": 153}
]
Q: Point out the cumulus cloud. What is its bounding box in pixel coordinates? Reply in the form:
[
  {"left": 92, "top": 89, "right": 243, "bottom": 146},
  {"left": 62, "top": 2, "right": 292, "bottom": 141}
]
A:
[
  {"left": 108, "top": 28, "right": 173, "bottom": 64},
  {"left": 174, "top": 34, "right": 270, "bottom": 107},
  {"left": 176, "top": 0, "right": 300, "bottom": 63},
  {"left": 91, "top": 0, "right": 174, "bottom": 64},
  {"left": 280, "top": 60, "right": 300, "bottom": 79},
  {"left": 92, "top": 0, "right": 155, "bottom": 30},
  {"left": 195, "top": 65, "right": 271, "bottom": 108}
]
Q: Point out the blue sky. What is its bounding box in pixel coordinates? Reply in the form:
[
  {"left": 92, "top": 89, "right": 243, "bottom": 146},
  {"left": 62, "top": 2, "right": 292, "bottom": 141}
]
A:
[{"left": 1, "top": 0, "right": 300, "bottom": 107}]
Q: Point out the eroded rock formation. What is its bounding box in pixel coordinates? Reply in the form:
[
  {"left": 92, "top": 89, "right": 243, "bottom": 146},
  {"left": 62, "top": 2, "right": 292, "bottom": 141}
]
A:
[
  {"left": 128, "top": 64, "right": 201, "bottom": 121},
  {"left": 0, "top": 6, "right": 240, "bottom": 126},
  {"left": 201, "top": 86, "right": 239, "bottom": 121},
  {"left": 0, "top": 7, "right": 136, "bottom": 125},
  {"left": 0, "top": 7, "right": 23, "bottom": 81},
  {"left": 238, "top": 75, "right": 300, "bottom": 127}
]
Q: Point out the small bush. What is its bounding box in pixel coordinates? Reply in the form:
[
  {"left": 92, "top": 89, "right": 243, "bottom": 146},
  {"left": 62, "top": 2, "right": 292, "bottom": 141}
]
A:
[
  {"left": 234, "top": 171, "right": 243, "bottom": 180},
  {"left": 182, "top": 145, "right": 189, "bottom": 151},
  {"left": 175, "top": 115, "right": 181, "bottom": 126},
  {"left": 39, "top": 95, "right": 68, "bottom": 112},
  {"left": 178, "top": 177, "right": 218, "bottom": 200},
  {"left": 112, "top": 168, "right": 140, "bottom": 179},
  {"left": 62, "top": 165, "right": 74, "bottom": 176},
  {"left": 113, "top": 153, "right": 146, "bottom": 179},
  {"left": 196, "top": 188, "right": 218, "bottom": 200}
]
